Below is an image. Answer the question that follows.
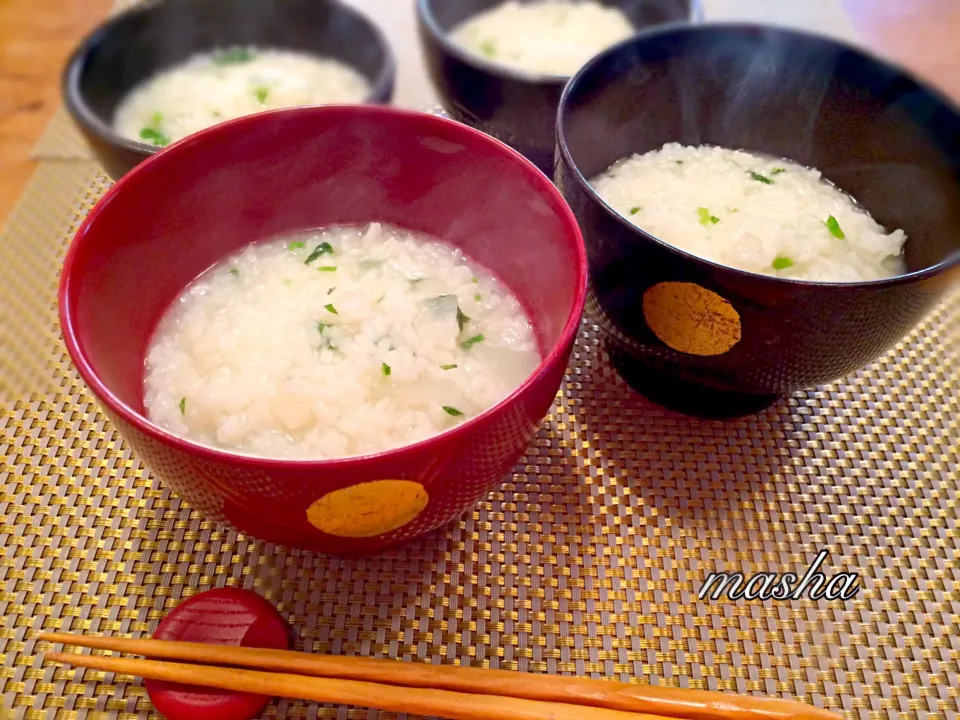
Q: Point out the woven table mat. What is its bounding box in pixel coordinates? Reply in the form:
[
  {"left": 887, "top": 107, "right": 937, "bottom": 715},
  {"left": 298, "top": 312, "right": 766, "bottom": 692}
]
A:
[
  {"left": 1, "top": 155, "right": 958, "bottom": 720},
  {"left": 31, "top": 109, "right": 91, "bottom": 162}
]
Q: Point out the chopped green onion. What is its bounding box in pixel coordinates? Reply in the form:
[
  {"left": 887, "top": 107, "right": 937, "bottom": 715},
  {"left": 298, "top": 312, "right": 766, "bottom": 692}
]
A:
[
  {"left": 381, "top": 363, "right": 391, "bottom": 377},
  {"left": 440, "top": 364, "right": 457, "bottom": 370},
  {"left": 317, "top": 322, "right": 327, "bottom": 333},
  {"left": 629, "top": 206, "right": 641, "bottom": 216},
  {"left": 771, "top": 167, "right": 785, "bottom": 175},
  {"left": 288, "top": 241, "right": 305, "bottom": 251},
  {"left": 324, "top": 303, "right": 338, "bottom": 315},
  {"left": 697, "top": 207, "right": 720, "bottom": 226},
  {"left": 254, "top": 86, "right": 269, "bottom": 104},
  {"left": 461, "top": 334, "right": 484, "bottom": 349},
  {"left": 317, "top": 266, "right": 337, "bottom": 272},
  {"left": 480, "top": 40, "right": 497, "bottom": 57},
  {"left": 213, "top": 48, "right": 254, "bottom": 65},
  {"left": 442, "top": 405, "right": 464, "bottom": 417},
  {"left": 676, "top": 160, "right": 684, "bottom": 165},
  {"left": 825, "top": 215, "right": 845, "bottom": 239},
  {"left": 139, "top": 127, "right": 170, "bottom": 147},
  {"left": 327, "top": 287, "right": 335, "bottom": 295},
  {"left": 283, "top": 278, "right": 292, "bottom": 287},
  {"left": 474, "top": 293, "right": 482, "bottom": 302},
  {"left": 140, "top": 112, "right": 169, "bottom": 146},
  {"left": 456, "top": 306, "right": 470, "bottom": 333},
  {"left": 471, "top": 277, "right": 478, "bottom": 284},
  {"left": 749, "top": 171, "right": 773, "bottom": 184},
  {"left": 729, "top": 208, "right": 740, "bottom": 213},
  {"left": 228, "top": 268, "right": 239, "bottom": 277},
  {"left": 305, "top": 242, "right": 334, "bottom": 265},
  {"left": 772, "top": 256, "right": 794, "bottom": 270},
  {"left": 178, "top": 397, "right": 186, "bottom": 415},
  {"left": 409, "top": 277, "right": 425, "bottom": 285}
]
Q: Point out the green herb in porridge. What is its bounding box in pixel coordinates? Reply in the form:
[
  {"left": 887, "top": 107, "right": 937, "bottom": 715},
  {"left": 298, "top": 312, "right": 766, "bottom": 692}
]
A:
[
  {"left": 825, "top": 215, "right": 845, "bottom": 240},
  {"left": 213, "top": 48, "right": 255, "bottom": 65},
  {"left": 305, "top": 242, "right": 334, "bottom": 265},
  {"left": 698, "top": 207, "right": 720, "bottom": 226}
]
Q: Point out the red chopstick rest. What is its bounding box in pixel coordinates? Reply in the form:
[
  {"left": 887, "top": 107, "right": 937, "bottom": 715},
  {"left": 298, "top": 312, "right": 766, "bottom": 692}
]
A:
[{"left": 145, "top": 587, "right": 291, "bottom": 720}]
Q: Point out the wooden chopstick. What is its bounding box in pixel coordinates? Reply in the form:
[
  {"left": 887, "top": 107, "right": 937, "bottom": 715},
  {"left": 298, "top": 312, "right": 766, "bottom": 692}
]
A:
[
  {"left": 40, "top": 632, "right": 840, "bottom": 720},
  {"left": 45, "top": 651, "right": 662, "bottom": 720}
]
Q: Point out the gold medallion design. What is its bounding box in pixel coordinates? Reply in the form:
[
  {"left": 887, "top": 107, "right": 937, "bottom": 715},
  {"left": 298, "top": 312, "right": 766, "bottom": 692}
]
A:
[
  {"left": 642, "top": 282, "right": 742, "bottom": 356},
  {"left": 306, "top": 480, "right": 429, "bottom": 538}
]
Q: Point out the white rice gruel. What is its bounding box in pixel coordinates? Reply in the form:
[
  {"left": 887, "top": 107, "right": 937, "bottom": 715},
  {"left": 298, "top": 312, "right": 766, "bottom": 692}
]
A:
[
  {"left": 114, "top": 47, "right": 370, "bottom": 146},
  {"left": 450, "top": 0, "right": 634, "bottom": 76},
  {"left": 590, "top": 143, "right": 908, "bottom": 282},
  {"left": 143, "top": 223, "right": 540, "bottom": 460}
]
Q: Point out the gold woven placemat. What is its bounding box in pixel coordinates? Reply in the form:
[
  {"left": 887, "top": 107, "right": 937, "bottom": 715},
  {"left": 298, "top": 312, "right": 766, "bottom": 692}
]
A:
[
  {"left": 31, "top": 109, "right": 92, "bottom": 162},
  {"left": 0, "top": 152, "right": 958, "bottom": 719}
]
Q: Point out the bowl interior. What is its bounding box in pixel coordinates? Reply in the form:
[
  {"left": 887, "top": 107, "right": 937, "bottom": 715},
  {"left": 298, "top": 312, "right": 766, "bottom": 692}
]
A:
[
  {"left": 61, "top": 107, "right": 584, "bottom": 419},
  {"left": 69, "top": 0, "right": 393, "bottom": 135},
  {"left": 559, "top": 24, "right": 960, "bottom": 273},
  {"left": 423, "top": 0, "right": 697, "bottom": 55}
]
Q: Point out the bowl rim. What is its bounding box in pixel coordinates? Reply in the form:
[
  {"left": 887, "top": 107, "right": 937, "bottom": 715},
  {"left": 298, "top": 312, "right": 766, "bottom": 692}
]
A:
[
  {"left": 61, "top": 0, "right": 398, "bottom": 159},
  {"left": 58, "top": 104, "right": 589, "bottom": 470},
  {"left": 415, "top": 0, "right": 704, "bottom": 86},
  {"left": 556, "top": 20, "right": 960, "bottom": 290}
]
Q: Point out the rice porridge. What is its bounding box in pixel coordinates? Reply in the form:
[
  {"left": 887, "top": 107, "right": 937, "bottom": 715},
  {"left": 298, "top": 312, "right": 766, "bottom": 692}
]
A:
[
  {"left": 590, "top": 143, "right": 908, "bottom": 282},
  {"left": 143, "top": 223, "right": 540, "bottom": 459},
  {"left": 450, "top": 1, "right": 635, "bottom": 76},
  {"left": 114, "top": 47, "right": 370, "bottom": 146}
]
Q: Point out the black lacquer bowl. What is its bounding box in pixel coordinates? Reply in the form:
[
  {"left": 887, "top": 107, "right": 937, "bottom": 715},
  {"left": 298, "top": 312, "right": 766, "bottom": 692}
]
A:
[
  {"left": 63, "top": 0, "right": 396, "bottom": 180},
  {"left": 416, "top": 0, "right": 699, "bottom": 175},
  {"left": 556, "top": 24, "right": 960, "bottom": 417}
]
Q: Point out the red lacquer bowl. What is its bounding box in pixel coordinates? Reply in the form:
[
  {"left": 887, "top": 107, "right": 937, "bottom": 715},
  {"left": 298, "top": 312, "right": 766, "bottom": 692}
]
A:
[{"left": 59, "top": 105, "right": 587, "bottom": 554}]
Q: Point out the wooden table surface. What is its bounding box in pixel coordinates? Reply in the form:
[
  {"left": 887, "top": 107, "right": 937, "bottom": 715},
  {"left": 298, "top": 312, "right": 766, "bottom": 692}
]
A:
[
  {"left": 0, "top": 0, "right": 112, "bottom": 221},
  {"left": 1, "top": 0, "right": 958, "bottom": 224}
]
